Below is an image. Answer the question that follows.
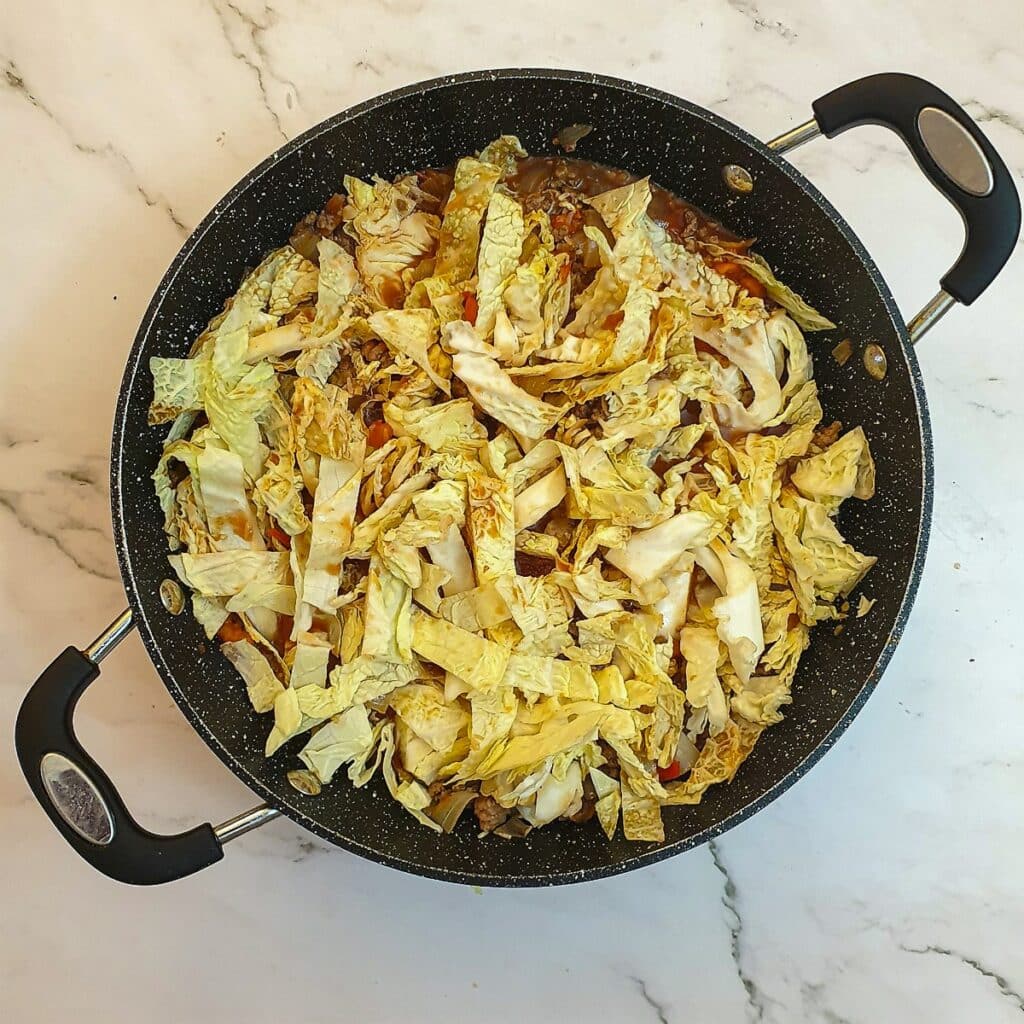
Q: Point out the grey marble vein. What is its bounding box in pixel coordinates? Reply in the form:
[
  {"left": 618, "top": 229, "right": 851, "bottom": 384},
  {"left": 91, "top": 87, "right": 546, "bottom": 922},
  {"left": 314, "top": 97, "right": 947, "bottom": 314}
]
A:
[
  {"left": 964, "top": 399, "right": 1011, "bottom": 420},
  {"left": 209, "top": 0, "right": 300, "bottom": 140},
  {"left": 723, "top": 0, "right": 797, "bottom": 41},
  {"left": 2, "top": 59, "right": 188, "bottom": 235},
  {"left": 902, "top": 945, "right": 1024, "bottom": 1012},
  {"left": 0, "top": 491, "right": 116, "bottom": 581},
  {"left": 798, "top": 982, "right": 853, "bottom": 1024},
  {"left": 963, "top": 100, "right": 1024, "bottom": 140},
  {"left": 709, "top": 840, "right": 768, "bottom": 1022},
  {"left": 630, "top": 975, "right": 670, "bottom": 1024}
]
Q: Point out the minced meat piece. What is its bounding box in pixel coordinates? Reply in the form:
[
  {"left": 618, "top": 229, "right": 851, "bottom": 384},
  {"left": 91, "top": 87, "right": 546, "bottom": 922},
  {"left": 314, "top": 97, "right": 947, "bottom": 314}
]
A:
[{"left": 473, "top": 795, "right": 509, "bottom": 832}]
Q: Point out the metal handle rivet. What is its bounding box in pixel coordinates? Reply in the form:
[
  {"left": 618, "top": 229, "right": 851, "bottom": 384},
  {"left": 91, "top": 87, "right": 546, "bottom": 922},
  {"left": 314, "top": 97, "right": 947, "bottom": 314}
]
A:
[
  {"left": 722, "top": 164, "right": 754, "bottom": 194},
  {"left": 159, "top": 578, "right": 185, "bottom": 615}
]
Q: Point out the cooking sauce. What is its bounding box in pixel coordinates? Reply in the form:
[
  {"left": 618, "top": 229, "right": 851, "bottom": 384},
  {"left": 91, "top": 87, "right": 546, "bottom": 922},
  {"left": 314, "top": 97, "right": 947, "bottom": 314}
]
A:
[{"left": 416, "top": 156, "right": 745, "bottom": 293}]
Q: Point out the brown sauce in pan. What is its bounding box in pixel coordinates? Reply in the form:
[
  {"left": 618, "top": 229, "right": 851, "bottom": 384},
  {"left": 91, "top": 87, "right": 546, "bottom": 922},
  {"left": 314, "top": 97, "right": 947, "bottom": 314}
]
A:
[
  {"left": 292, "top": 156, "right": 748, "bottom": 298},
  {"left": 416, "top": 156, "right": 746, "bottom": 292}
]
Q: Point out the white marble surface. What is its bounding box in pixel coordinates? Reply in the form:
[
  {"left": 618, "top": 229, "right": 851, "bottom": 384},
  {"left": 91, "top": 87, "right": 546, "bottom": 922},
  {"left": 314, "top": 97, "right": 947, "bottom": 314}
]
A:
[{"left": 2, "top": 1, "right": 1023, "bottom": 1021}]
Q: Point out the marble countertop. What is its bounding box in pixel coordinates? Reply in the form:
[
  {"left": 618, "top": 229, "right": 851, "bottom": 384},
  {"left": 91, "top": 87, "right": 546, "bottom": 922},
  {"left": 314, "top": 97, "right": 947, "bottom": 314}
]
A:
[{"left": 3, "top": 2, "right": 1023, "bottom": 1021}]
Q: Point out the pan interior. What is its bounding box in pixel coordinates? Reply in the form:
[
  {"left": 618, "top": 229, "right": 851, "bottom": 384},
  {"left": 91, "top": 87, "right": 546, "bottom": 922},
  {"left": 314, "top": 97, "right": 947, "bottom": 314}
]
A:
[{"left": 111, "top": 70, "right": 929, "bottom": 885}]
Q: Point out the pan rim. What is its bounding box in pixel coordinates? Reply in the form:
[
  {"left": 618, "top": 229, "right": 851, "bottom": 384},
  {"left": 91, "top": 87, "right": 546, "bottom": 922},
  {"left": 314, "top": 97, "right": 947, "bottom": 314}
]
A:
[{"left": 110, "top": 67, "right": 933, "bottom": 886}]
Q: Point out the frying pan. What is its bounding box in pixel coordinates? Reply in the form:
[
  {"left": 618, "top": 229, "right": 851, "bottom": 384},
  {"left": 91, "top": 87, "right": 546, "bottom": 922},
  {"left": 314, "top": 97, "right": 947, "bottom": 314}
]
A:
[{"left": 15, "top": 69, "right": 1020, "bottom": 886}]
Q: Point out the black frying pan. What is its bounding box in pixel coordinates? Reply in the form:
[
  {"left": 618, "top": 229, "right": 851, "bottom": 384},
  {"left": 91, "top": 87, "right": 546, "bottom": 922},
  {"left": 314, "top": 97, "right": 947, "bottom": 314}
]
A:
[{"left": 16, "top": 69, "right": 1020, "bottom": 886}]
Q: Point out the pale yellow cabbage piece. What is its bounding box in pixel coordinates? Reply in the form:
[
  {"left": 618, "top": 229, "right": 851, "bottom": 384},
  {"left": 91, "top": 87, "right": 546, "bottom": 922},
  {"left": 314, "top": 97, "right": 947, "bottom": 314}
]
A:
[
  {"left": 368, "top": 307, "right": 449, "bottom": 394},
  {"left": 589, "top": 766, "right": 621, "bottom": 840},
  {"left": 513, "top": 466, "right": 567, "bottom": 530},
  {"left": 379, "top": 722, "right": 443, "bottom": 832},
  {"left": 384, "top": 398, "right": 487, "bottom": 454},
  {"left": 694, "top": 540, "right": 765, "bottom": 684},
  {"left": 475, "top": 191, "right": 525, "bottom": 337},
  {"left": 434, "top": 157, "right": 503, "bottom": 281},
  {"left": 298, "top": 706, "right": 375, "bottom": 784},
  {"left": 446, "top": 321, "right": 565, "bottom": 439},
  {"left": 466, "top": 473, "right": 515, "bottom": 585},
  {"left": 265, "top": 686, "right": 325, "bottom": 756},
  {"left": 192, "top": 594, "right": 229, "bottom": 639},
  {"left": 773, "top": 489, "right": 877, "bottom": 622},
  {"left": 410, "top": 610, "right": 510, "bottom": 689},
  {"left": 149, "top": 356, "right": 209, "bottom": 424},
  {"left": 221, "top": 639, "right": 285, "bottom": 713},
  {"left": 225, "top": 582, "right": 296, "bottom": 616},
  {"left": 299, "top": 446, "right": 365, "bottom": 613},
  {"left": 361, "top": 554, "right": 413, "bottom": 663},
  {"left": 661, "top": 716, "right": 763, "bottom": 805},
  {"left": 680, "top": 624, "right": 729, "bottom": 736},
  {"left": 792, "top": 426, "right": 875, "bottom": 512},
  {"left": 388, "top": 682, "right": 469, "bottom": 753},
  {"left": 343, "top": 176, "right": 439, "bottom": 308},
  {"left": 478, "top": 134, "right": 527, "bottom": 176},
  {"left": 204, "top": 362, "right": 277, "bottom": 479},
  {"left": 196, "top": 445, "right": 264, "bottom": 552},
  {"left": 290, "top": 633, "right": 332, "bottom": 689},
  {"left": 254, "top": 454, "right": 309, "bottom": 537},
  {"left": 605, "top": 510, "right": 718, "bottom": 584},
  {"left": 437, "top": 582, "right": 511, "bottom": 632},
  {"left": 169, "top": 550, "right": 291, "bottom": 597},
  {"left": 621, "top": 781, "right": 665, "bottom": 842},
  {"left": 326, "top": 656, "right": 420, "bottom": 711}
]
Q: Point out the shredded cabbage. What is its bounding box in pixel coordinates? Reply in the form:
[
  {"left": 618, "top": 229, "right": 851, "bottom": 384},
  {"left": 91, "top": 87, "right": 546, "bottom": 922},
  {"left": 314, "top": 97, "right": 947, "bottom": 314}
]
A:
[{"left": 151, "top": 137, "right": 877, "bottom": 842}]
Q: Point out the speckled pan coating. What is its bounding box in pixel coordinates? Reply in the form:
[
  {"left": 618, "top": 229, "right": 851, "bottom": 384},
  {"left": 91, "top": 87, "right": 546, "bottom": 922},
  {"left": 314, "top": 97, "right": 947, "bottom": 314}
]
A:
[{"left": 110, "top": 69, "right": 932, "bottom": 887}]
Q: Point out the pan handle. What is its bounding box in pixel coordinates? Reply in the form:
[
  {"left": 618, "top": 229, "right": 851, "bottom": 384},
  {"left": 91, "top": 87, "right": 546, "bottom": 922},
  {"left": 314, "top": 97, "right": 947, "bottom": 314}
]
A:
[
  {"left": 15, "top": 608, "right": 280, "bottom": 884},
  {"left": 767, "top": 73, "right": 1021, "bottom": 341}
]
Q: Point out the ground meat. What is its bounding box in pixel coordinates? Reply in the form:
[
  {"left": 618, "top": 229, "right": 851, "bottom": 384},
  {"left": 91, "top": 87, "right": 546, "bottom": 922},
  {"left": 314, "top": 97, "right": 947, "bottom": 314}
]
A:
[
  {"left": 288, "top": 213, "right": 320, "bottom": 262},
  {"left": 473, "top": 795, "right": 509, "bottom": 832},
  {"left": 568, "top": 798, "right": 596, "bottom": 824},
  {"left": 360, "top": 339, "right": 388, "bottom": 364},
  {"left": 541, "top": 513, "right": 574, "bottom": 548},
  {"left": 328, "top": 351, "right": 361, "bottom": 392},
  {"left": 417, "top": 167, "right": 454, "bottom": 213},
  {"left": 813, "top": 420, "right": 843, "bottom": 450},
  {"left": 575, "top": 397, "right": 607, "bottom": 422},
  {"left": 288, "top": 202, "right": 355, "bottom": 264},
  {"left": 515, "top": 551, "right": 555, "bottom": 577},
  {"left": 166, "top": 456, "right": 190, "bottom": 489},
  {"left": 315, "top": 193, "right": 346, "bottom": 235},
  {"left": 598, "top": 741, "right": 620, "bottom": 778},
  {"left": 359, "top": 399, "right": 384, "bottom": 426}
]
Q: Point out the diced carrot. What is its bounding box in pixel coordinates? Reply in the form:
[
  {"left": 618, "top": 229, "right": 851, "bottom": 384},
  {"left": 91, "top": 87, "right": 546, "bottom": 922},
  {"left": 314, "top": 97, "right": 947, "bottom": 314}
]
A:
[
  {"left": 462, "top": 291, "right": 478, "bottom": 325},
  {"left": 712, "top": 259, "right": 767, "bottom": 299},
  {"left": 657, "top": 760, "right": 683, "bottom": 782},
  {"left": 551, "top": 210, "right": 581, "bottom": 234},
  {"left": 267, "top": 525, "right": 291, "bottom": 549},
  {"left": 217, "top": 617, "right": 248, "bottom": 644},
  {"left": 558, "top": 260, "right": 571, "bottom": 283},
  {"left": 738, "top": 272, "right": 766, "bottom": 299},
  {"left": 367, "top": 420, "right": 394, "bottom": 449}
]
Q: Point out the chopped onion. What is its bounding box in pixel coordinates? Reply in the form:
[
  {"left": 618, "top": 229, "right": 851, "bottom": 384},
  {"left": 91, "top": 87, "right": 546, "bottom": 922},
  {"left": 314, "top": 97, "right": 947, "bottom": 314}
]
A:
[
  {"left": 493, "top": 817, "right": 533, "bottom": 839},
  {"left": 553, "top": 124, "right": 593, "bottom": 153},
  {"left": 831, "top": 338, "right": 853, "bottom": 366},
  {"left": 428, "top": 789, "right": 478, "bottom": 833},
  {"left": 674, "top": 732, "right": 700, "bottom": 774}
]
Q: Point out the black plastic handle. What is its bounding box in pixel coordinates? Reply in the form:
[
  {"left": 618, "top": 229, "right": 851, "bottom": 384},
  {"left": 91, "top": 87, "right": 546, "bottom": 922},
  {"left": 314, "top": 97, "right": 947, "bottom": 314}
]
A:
[
  {"left": 812, "top": 72, "right": 1020, "bottom": 305},
  {"left": 15, "top": 645, "right": 224, "bottom": 885}
]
